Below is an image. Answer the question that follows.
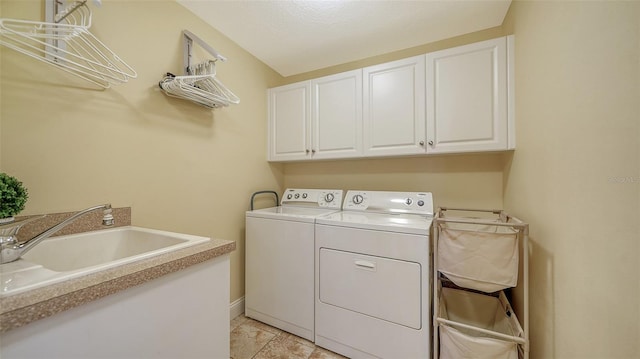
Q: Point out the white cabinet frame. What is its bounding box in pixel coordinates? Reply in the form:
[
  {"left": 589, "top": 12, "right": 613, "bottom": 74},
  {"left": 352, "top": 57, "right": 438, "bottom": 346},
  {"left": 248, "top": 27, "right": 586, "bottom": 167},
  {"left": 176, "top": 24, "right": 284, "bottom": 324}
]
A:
[{"left": 268, "top": 36, "right": 515, "bottom": 162}]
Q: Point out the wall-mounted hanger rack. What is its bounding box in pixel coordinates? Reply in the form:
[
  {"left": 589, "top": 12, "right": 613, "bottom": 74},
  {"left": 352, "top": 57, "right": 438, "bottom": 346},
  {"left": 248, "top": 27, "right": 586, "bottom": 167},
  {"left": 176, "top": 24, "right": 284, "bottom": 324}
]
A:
[
  {"left": 159, "top": 30, "right": 239, "bottom": 109},
  {"left": 182, "top": 29, "right": 227, "bottom": 72},
  {"left": 0, "top": 0, "right": 137, "bottom": 88},
  {"left": 48, "top": 0, "right": 95, "bottom": 25}
]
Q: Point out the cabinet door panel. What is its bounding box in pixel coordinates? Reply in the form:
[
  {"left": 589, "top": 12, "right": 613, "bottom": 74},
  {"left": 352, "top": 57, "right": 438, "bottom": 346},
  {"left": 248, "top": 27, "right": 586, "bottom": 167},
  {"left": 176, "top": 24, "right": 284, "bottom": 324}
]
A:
[
  {"left": 268, "top": 82, "right": 310, "bottom": 161},
  {"left": 312, "top": 70, "right": 362, "bottom": 159},
  {"left": 426, "top": 37, "right": 510, "bottom": 154},
  {"left": 363, "top": 56, "right": 426, "bottom": 157}
]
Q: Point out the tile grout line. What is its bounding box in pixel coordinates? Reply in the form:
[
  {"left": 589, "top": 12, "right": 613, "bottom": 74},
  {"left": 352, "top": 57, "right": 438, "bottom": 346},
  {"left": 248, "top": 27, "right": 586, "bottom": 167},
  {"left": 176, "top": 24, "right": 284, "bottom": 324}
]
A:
[
  {"left": 250, "top": 329, "right": 282, "bottom": 359},
  {"left": 232, "top": 315, "right": 345, "bottom": 359}
]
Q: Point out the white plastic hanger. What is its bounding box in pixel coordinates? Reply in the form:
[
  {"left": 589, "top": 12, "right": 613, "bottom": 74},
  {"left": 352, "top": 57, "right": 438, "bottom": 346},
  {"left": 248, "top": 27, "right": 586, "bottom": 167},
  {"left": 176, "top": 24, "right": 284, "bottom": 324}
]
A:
[
  {"left": 159, "top": 30, "right": 239, "bottom": 109},
  {"left": 0, "top": 0, "right": 137, "bottom": 88}
]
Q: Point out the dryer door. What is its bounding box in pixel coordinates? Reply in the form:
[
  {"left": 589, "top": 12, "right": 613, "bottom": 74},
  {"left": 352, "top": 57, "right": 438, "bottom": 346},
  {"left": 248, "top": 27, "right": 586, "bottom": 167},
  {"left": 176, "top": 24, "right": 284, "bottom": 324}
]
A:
[{"left": 319, "top": 248, "right": 422, "bottom": 329}]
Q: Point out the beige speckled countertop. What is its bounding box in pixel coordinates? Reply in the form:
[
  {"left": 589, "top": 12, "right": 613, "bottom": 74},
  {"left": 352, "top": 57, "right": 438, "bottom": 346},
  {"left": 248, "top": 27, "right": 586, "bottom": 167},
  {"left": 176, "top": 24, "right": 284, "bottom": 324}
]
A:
[{"left": 0, "top": 236, "right": 235, "bottom": 332}]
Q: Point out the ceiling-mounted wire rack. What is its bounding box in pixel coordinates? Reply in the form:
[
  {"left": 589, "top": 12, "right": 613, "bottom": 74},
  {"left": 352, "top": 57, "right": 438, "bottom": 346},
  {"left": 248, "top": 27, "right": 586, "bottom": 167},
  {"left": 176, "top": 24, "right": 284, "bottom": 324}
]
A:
[
  {"left": 159, "top": 30, "right": 240, "bottom": 109},
  {"left": 0, "top": 0, "right": 137, "bottom": 88}
]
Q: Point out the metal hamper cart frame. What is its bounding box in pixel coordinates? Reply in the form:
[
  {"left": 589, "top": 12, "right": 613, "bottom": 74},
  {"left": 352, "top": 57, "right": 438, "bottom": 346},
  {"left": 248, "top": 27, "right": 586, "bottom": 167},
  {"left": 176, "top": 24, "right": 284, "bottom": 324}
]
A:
[{"left": 432, "top": 207, "right": 529, "bottom": 359}]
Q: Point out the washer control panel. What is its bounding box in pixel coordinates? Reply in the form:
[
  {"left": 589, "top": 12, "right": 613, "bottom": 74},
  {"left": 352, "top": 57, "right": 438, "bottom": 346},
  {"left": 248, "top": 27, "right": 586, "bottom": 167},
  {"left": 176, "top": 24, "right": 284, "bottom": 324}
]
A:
[
  {"left": 343, "top": 190, "right": 433, "bottom": 215},
  {"left": 282, "top": 188, "right": 343, "bottom": 209}
]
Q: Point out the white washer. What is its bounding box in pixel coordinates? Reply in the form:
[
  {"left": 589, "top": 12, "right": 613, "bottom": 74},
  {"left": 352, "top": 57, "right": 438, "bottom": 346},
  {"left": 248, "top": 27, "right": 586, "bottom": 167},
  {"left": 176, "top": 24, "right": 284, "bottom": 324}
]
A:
[
  {"left": 245, "top": 188, "right": 343, "bottom": 341},
  {"left": 315, "top": 190, "right": 433, "bottom": 359}
]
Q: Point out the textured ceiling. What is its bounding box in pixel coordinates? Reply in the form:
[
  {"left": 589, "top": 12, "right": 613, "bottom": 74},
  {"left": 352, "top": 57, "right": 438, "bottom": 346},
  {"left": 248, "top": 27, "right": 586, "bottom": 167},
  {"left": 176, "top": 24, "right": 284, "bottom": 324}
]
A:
[{"left": 178, "top": 0, "right": 511, "bottom": 77}]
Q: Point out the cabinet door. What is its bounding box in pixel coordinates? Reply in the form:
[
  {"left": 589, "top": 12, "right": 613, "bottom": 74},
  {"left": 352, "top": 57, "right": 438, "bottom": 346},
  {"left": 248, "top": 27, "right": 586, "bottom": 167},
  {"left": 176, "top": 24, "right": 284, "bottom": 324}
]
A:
[
  {"left": 363, "top": 55, "right": 426, "bottom": 157},
  {"left": 311, "top": 70, "right": 363, "bottom": 160},
  {"left": 426, "top": 36, "right": 513, "bottom": 154},
  {"left": 267, "top": 82, "right": 311, "bottom": 161}
]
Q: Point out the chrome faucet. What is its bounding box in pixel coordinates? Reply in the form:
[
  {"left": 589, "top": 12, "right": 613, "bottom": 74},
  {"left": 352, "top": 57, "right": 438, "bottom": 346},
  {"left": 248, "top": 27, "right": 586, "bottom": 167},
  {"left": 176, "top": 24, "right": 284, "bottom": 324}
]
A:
[{"left": 0, "top": 204, "right": 114, "bottom": 264}]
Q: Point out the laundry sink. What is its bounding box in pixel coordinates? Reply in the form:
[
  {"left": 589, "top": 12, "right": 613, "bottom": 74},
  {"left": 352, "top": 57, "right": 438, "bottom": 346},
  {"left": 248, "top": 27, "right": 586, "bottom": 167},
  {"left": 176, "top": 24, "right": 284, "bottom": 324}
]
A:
[{"left": 0, "top": 226, "right": 210, "bottom": 295}]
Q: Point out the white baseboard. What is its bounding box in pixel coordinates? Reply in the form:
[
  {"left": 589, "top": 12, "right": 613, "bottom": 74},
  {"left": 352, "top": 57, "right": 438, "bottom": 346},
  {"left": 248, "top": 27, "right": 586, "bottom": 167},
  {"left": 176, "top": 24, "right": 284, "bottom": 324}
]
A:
[{"left": 230, "top": 296, "right": 245, "bottom": 319}]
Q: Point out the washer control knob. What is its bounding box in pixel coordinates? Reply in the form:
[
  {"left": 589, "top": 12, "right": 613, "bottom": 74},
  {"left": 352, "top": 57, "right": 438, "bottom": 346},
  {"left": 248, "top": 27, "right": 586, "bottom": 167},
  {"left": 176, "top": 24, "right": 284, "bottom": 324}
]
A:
[
  {"left": 352, "top": 194, "right": 364, "bottom": 205},
  {"left": 418, "top": 200, "right": 424, "bottom": 207},
  {"left": 294, "top": 193, "right": 300, "bottom": 199},
  {"left": 324, "top": 193, "right": 335, "bottom": 203},
  {"left": 287, "top": 194, "right": 293, "bottom": 199},
  {"left": 405, "top": 198, "right": 413, "bottom": 205},
  {"left": 302, "top": 193, "right": 308, "bottom": 199}
]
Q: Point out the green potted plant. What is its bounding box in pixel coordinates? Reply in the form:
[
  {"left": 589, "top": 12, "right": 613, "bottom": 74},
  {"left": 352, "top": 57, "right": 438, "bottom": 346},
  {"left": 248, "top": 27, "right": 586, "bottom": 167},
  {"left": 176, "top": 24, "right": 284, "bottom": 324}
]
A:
[{"left": 0, "top": 173, "right": 29, "bottom": 224}]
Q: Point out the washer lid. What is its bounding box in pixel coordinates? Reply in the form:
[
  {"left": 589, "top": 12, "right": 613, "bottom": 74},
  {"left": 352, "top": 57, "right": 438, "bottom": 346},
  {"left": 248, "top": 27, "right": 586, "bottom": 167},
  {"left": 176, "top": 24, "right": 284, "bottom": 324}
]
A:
[
  {"left": 316, "top": 211, "right": 433, "bottom": 235},
  {"left": 246, "top": 206, "right": 342, "bottom": 222}
]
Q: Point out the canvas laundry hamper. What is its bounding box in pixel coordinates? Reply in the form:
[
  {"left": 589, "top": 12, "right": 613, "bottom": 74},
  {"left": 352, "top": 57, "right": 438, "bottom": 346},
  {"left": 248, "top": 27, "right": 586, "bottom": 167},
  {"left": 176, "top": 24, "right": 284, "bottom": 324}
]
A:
[
  {"left": 437, "top": 222, "right": 519, "bottom": 292},
  {"left": 438, "top": 287, "right": 522, "bottom": 359}
]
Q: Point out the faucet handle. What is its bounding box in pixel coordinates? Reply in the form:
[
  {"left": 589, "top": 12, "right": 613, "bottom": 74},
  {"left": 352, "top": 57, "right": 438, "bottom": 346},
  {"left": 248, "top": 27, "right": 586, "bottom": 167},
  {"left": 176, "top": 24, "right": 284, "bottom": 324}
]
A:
[
  {"left": 102, "top": 207, "right": 114, "bottom": 226},
  {"left": 0, "top": 215, "right": 46, "bottom": 237}
]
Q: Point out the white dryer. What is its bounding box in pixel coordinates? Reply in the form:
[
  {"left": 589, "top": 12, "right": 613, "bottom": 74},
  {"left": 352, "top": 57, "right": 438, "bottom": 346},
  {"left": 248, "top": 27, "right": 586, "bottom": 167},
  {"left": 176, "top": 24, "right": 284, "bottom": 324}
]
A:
[
  {"left": 315, "top": 190, "right": 433, "bottom": 359},
  {"left": 245, "top": 188, "right": 343, "bottom": 341}
]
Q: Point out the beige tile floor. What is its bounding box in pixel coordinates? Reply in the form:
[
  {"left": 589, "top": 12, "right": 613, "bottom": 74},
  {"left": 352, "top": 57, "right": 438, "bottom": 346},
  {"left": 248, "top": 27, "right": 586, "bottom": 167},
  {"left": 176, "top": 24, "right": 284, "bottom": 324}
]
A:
[{"left": 230, "top": 315, "right": 347, "bottom": 359}]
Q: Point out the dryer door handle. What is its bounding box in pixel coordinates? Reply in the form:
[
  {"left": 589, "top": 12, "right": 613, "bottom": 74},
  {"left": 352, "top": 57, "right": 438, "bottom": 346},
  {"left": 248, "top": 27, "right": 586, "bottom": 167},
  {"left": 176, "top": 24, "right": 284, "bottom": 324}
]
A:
[{"left": 354, "top": 260, "right": 376, "bottom": 270}]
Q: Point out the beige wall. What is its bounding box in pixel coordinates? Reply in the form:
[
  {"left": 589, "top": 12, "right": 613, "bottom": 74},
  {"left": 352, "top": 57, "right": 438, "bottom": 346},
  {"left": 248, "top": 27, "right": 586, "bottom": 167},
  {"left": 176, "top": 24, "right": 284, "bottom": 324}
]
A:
[
  {"left": 284, "top": 155, "right": 506, "bottom": 210},
  {"left": 0, "top": 0, "right": 284, "bottom": 302},
  {"left": 503, "top": 1, "right": 639, "bottom": 358}
]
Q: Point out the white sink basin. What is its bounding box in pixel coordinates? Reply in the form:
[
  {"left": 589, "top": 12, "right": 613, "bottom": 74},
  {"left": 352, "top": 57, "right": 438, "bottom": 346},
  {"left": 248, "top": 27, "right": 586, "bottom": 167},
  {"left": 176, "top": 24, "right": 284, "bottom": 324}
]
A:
[{"left": 0, "top": 226, "right": 210, "bottom": 296}]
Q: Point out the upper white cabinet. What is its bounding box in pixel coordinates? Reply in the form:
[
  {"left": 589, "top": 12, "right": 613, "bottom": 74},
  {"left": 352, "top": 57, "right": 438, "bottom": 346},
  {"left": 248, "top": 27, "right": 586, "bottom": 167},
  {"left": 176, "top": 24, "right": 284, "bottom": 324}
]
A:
[
  {"left": 363, "top": 55, "right": 426, "bottom": 157},
  {"left": 268, "top": 70, "right": 362, "bottom": 161},
  {"left": 268, "top": 82, "right": 311, "bottom": 161},
  {"left": 267, "top": 35, "right": 514, "bottom": 162},
  {"left": 425, "top": 36, "right": 514, "bottom": 154},
  {"left": 311, "top": 70, "right": 363, "bottom": 160}
]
